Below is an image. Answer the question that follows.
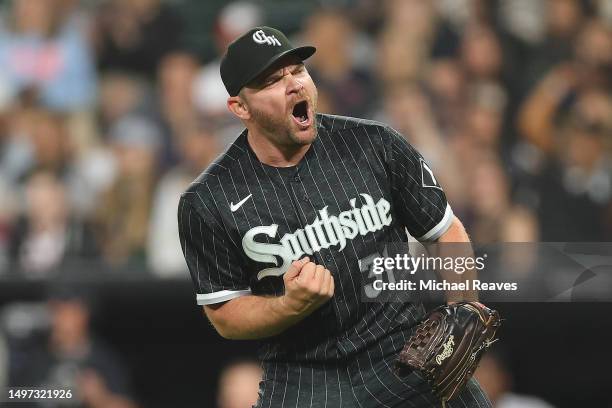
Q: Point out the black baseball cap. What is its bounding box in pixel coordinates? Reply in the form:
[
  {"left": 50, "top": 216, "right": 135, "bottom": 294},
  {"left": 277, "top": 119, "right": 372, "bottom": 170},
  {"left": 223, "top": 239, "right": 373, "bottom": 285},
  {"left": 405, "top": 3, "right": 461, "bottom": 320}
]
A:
[{"left": 220, "top": 26, "right": 316, "bottom": 96}]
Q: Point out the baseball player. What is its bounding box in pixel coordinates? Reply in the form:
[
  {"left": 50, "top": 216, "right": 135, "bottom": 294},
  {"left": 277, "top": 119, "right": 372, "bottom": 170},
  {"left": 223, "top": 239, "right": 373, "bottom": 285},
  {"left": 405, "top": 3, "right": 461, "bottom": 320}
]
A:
[{"left": 178, "top": 26, "right": 491, "bottom": 407}]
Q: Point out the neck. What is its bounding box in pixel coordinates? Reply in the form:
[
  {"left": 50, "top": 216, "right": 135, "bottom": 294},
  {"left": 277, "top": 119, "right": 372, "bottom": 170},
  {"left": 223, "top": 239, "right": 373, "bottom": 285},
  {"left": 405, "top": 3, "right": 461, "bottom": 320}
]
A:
[{"left": 246, "top": 127, "right": 311, "bottom": 167}]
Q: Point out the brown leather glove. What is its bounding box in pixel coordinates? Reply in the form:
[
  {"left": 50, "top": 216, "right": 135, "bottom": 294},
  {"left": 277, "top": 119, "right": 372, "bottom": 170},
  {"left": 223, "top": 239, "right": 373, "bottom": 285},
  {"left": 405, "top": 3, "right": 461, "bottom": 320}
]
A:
[{"left": 397, "top": 302, "right": 501, "bottom": 404}]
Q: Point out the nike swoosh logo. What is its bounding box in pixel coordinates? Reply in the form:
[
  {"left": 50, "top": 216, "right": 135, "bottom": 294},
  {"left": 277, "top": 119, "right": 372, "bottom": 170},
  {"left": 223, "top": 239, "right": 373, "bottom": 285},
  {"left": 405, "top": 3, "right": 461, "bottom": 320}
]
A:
[{"left": 230, "top": 194, "right": 252, "bottom": 212}]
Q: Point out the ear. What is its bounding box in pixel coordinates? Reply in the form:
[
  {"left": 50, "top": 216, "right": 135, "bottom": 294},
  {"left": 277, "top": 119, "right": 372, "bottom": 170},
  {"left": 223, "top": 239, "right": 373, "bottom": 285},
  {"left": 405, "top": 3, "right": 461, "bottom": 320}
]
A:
[{"left": 227, "top": 95, "right": 251, "bottom": 121}]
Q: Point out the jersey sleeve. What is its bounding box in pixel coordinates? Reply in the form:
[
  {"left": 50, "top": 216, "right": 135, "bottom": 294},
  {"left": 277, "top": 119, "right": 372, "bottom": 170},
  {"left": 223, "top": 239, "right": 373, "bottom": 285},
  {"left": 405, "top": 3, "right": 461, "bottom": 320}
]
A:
[
  {"left": 178, "top": 195, "right": 252, "bottom": 305},
  {"left": 384, "top": 126, "right": 454, "bottom": 241}
]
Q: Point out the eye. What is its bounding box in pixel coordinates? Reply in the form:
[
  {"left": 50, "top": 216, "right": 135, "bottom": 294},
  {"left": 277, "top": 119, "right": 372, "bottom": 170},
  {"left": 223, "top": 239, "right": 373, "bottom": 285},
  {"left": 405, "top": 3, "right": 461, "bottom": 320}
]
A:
[
  {"left": 292, "top": 65, "right": 306, "bottom": 75},
  {"left": 265, "top": 75, "right": 282, "bottom": 87}
]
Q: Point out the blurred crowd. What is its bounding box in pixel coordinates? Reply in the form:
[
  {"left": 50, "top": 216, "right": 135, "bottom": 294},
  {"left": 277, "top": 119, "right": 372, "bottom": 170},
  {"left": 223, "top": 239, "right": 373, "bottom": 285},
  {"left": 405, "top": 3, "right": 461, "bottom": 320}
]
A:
[{"left": 0, "top": 0, "right": 611, "bottom": 405}]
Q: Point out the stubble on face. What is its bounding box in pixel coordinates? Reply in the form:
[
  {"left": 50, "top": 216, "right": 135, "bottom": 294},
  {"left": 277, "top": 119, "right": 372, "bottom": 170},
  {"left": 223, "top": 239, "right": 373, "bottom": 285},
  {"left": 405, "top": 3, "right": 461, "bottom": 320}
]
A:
[{"left": 244, "top": 85, "right": 319, "bottom": 148}]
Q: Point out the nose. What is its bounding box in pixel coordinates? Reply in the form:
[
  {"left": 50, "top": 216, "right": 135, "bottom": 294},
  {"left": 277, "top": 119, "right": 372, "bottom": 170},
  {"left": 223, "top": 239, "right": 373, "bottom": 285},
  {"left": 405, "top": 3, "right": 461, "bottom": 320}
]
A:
[{"left": 286, "top": 72, "right": 303, "bottom": 95}]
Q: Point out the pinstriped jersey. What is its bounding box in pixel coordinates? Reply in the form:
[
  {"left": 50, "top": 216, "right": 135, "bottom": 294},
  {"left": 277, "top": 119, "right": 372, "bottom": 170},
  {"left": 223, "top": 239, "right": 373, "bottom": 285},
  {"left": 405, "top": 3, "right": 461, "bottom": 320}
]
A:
[{"left": 178, "top": 113, "right": 453, "bottom": 363}]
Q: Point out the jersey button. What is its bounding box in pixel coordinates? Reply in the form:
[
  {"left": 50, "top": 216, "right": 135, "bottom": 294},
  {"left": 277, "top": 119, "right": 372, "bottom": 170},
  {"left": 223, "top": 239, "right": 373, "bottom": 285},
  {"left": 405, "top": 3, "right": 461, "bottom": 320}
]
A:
[
  {"left": 293, "top": 175, "right": 301, "bottom": 182},
  {"left": 325, "top": 254, "right": 333, "bottom": 262}
]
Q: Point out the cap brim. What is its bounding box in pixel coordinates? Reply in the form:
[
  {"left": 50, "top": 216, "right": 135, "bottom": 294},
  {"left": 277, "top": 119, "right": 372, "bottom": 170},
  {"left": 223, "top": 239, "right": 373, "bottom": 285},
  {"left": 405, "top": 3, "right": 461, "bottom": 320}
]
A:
[{"left": 241, "top": 46, "right": 316, "bottom": 93}]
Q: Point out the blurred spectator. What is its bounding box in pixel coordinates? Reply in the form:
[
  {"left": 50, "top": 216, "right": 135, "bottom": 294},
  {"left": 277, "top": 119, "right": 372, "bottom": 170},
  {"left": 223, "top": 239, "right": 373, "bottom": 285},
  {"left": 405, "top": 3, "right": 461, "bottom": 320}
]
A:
[
  {"left": 157, "top": 52, "right": 198, "bottom": 133},
  {"left": 147, "top": 121, "right": 220, "bottom": 277},
  {"left": 464, "top": 153, "right": 539, "bottom": 243},
  {"left": 25, "top": 110, "right": 72, "bottom": 178},
  {"left": 94, "top": 0, "right": 183, "bottom": 80},
  {"left": 192, "top": 2, "right": 264, "bottom": 148},
  {"left": 68, "top": 143, "right": 117, "bottom": 219},
  {"left": 475, "top": 350, "right": 555, "bottom": 408},
  {"left": 11, "top": 289, "right": 137, "bottom": 407},
  {"left": 303, "top": 7, "right": 376, "bottom": 117},
  {"left": 97, "top": 72, "right": 150, "bottom": 134},
  {"left": 545, "top": 0, "right": 583, "bottom": 41},
  {"left": 458, "top": 21, "right": 519, "bottom": 151},
  {"left": 533, "top": 108, "right": 612, "bottom": 241},
  {"left": 518, "top": 63, "right": 576, "bottom": 154},
  {"left": 217, "top": 360, "right": 262, "bottom": 408},
  {"left": 93, "top": 115, "right": 161, "bottom": 267},
  {"left": 522, "top": 0, "right": 586, "bottom": 88},
  {"left": 0, "top": 0, "right": 96, "bottom": 111},
  {"left": 461, "top": 81, "right": 508, "bottom": 150},
  {"left": 376, "top": 0, "right": 437, "bottom": 85},
  {"left": 426, "top": 58, "right": 467, "bottom": 133},
  {"left": 193, "top": 1, "right": 262, "bottom": 119},
  {"left": 8, "top": 171, "right": 98, "bottom": 278},
  {"left": 0, "top": 108, "right": 104, "bottom": 216},
  {"left": 1, "top": 108, "right": 68, "bottom": 181},
  {"left": 573, "top": 19, "right": 612, "bottom": 89},
  {"left": 305, "top": 8, "right": 373, "bottom": 116},
  {"left": 155, "top": 52, "right": 199, "bottom": 168},
  {"left": 460, "top": 23, "right": 504, "bottom": 83}
]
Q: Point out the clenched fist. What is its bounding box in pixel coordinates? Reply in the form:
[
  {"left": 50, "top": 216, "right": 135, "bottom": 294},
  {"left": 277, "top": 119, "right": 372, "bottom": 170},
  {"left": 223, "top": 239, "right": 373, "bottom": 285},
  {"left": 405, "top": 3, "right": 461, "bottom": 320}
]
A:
[{"left": 280, "top": 257, "right": 335, "bottom": 317}]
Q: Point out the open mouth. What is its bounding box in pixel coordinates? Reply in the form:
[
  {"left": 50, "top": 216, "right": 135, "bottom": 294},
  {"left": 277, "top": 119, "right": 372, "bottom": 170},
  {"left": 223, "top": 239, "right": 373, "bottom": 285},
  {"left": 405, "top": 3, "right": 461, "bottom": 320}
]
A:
[{"left": 291, "top": 100, "right": 310, "bottom": 127}]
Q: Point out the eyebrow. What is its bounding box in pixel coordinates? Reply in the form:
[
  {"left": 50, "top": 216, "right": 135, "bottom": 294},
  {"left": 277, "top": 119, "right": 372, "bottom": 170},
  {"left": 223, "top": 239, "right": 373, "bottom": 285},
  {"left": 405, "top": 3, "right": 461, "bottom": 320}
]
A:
[
  {"left": 266, "top": 70, "right": 284, "bottom": 81},
  {"left": 253, "top": 62, "right": 305, "bottom": 87}
]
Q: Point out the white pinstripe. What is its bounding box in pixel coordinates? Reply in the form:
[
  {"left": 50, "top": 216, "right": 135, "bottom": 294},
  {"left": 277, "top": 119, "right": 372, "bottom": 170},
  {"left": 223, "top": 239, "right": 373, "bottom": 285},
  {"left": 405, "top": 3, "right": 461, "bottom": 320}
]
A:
[
  {"left": 336, "top": 364, "right": 343, "bottom": 407},
  {"left": 295, "top": 364, "right": 301, "bottom": 408},
  {"left": 281, "top": 361, "right": 289, "bottom": 407},
  {"left": 267, "top": 362, "right": 278, "bottom": 408},
  {"left": 309, "top": 365, "right": 314, "bottom": 407}
]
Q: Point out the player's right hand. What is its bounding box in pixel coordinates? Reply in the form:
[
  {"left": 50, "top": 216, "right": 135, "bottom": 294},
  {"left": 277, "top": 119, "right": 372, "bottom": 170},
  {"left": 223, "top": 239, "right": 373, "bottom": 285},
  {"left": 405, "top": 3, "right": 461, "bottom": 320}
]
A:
[{"left": 280, "top": 257, "right": 335, "bottom": 316}]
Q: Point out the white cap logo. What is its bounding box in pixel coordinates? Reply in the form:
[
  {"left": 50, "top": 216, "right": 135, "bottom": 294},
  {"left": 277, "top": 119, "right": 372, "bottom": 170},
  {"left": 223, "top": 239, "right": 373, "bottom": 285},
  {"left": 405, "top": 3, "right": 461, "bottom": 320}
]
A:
[{"left": 252, "top": 29, "right": 281, "bottom": 46}]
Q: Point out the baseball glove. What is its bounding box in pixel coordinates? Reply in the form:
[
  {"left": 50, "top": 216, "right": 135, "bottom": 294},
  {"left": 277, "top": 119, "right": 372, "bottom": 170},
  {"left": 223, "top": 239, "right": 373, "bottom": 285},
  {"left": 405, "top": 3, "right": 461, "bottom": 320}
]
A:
[{"left": 396, "top": 302, "right": 501, "bottom": 405}]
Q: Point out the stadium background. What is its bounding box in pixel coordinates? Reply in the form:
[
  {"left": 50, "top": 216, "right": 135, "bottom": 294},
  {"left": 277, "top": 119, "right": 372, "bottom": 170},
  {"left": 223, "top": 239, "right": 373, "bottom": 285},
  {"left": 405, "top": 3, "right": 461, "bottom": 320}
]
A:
[{"left": 0, "top": 0, "right": 610, "bottom": 407}]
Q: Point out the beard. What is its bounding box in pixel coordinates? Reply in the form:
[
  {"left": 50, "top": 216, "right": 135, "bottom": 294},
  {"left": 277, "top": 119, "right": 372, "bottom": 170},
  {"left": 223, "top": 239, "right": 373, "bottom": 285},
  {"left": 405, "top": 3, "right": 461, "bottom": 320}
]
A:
[{"left": 247, "top": 91, "right": 318, "bottom": 147}]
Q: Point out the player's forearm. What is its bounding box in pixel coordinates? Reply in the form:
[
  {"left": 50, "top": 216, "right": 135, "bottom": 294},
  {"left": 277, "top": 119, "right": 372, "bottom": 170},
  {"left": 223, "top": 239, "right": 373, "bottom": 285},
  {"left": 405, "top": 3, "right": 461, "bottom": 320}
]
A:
[
  {"left": 204, "top": 294, "right": 308, "bottom": 340},
  {"left": 434, "top": 216, "right": 479, "bottom": 303},
  {"left": 205, "top": 258, "right": 334, "bottom": 340}
]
